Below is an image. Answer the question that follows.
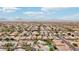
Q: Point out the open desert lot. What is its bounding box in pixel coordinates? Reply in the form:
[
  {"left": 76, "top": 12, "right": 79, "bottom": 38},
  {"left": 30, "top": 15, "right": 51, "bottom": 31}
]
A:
[{"left": 0, "top": 21, "right": 79, "bottom": 51}]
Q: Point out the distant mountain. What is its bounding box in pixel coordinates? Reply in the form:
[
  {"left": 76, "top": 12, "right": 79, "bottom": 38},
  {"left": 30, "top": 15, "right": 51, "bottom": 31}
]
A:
[{"left": 0, "top": 18, "right": 79, "bottom": 22}]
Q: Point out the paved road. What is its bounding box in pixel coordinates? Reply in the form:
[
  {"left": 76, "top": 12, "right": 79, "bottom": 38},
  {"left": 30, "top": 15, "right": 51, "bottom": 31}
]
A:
[{"left": 57, "top": 35, "right": 78, "bottom": 51}]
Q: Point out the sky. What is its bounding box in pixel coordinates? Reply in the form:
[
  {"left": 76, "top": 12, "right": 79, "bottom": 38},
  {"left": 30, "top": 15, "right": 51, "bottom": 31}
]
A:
[{"left": 0, "top": 7, "right": 79, "bottom": 21}]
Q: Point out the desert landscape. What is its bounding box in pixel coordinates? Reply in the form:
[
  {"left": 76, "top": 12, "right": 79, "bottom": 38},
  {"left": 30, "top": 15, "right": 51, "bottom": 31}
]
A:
[{"left": 0, "top": 21, "right": 79, "bottom": 51}]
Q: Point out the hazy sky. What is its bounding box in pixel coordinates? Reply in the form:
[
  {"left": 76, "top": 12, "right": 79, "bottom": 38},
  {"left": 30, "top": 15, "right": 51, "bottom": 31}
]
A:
[{"left": 0, "top": 7, "right": 79, "bottom": 21}]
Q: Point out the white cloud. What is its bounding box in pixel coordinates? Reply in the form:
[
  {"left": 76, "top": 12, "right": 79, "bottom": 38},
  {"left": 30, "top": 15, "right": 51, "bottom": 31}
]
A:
[
  {"left": 23, "top": 11, "right": 48, "bottom": 20},
  {"left": 23, "top": 11, "right": 45, "bottom": 18},
  {"left": 23, "top": 7, "right": 58, "bottom": 18},
  {"left": 23, "top": 11, "right": 44, "bottom": 16},
  {"left": 41, "top": 7, "right": 62, "bottom": 15},
  {"left": 23, "top": 8, "right": 58, "bottom": 20},
  {"left": 41, "top": 7, "right": 63, "bottom": 11},
  {"left": 23, "top": 7, "right": 67, "bottom": 20},
  {"left": 0, "top": 7, "right": 18, "bottom": 13},
  {"left": 41, "top": 7, "right": 53, "bottom": 11},
  {"left": 41, "top": 7, "right": 66, "bottom": 14},
  {"left": 61, "top": 13, "right": 79, "bottom": 19}
]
